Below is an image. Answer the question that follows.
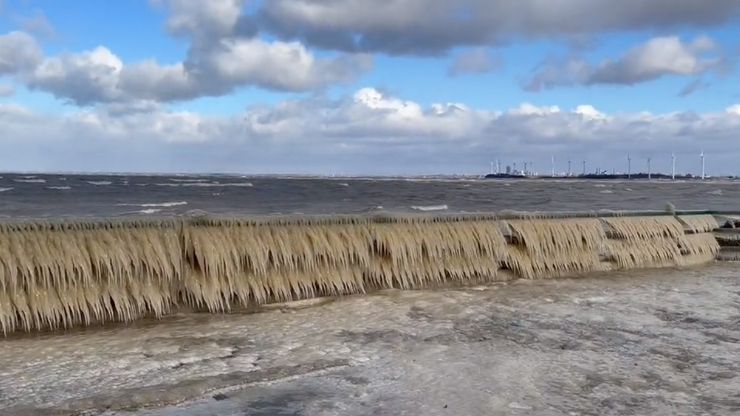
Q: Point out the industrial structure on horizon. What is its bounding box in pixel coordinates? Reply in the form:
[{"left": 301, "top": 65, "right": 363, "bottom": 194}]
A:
[{"left": 486, "top": 152, "right": 717, "bottom": 180}]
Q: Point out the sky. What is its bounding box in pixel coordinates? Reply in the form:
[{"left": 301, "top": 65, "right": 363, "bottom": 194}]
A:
[{"left": 1, "top": 0, "right": 740, "bottom": 175}]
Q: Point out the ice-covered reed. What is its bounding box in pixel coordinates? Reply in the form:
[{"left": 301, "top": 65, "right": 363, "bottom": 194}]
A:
[{"left": 0, "top": 214, "right": 722, "bottom": 333}]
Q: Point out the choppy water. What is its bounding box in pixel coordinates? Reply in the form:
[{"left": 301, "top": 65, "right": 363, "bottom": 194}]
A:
[{"left": 1, "top": 173, "right": 740, "bottom": 218}]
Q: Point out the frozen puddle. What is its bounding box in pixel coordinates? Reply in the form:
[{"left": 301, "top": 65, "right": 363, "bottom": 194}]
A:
[{"left": 1, "top": 264, "right": 739, "bottom": 415}]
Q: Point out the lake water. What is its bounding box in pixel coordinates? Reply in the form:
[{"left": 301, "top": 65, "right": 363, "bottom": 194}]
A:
[{"left": 1, "top": 173, "right": 739, "bottom": 218}]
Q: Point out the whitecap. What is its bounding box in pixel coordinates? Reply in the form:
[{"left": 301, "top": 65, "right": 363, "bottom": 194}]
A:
[
  {"left": 47, "top": 186, "right": 72, "bottom": 190},
  {"left": 594, "top": 184, "right": 607, "bottom": 188},
  {"left": 87, "top": 181, "right": 112, "bottom": 186},
  {"left": 599, "top": 190, "right": 614, "bottom": 194},
  {"left": 137, "top": 209, "right": 162, "bottom": 215},
  {"left": 0, "top": 187, "right": 13, "bottom": 192},
  {"left": 338, "top": 183, "right": 350, "bottom": 187},
  {"left": 14, "top": 179, "right": 46, "bottom": 183},
  {"left": 117, "top": 201, "right": 188, "bottom": 208},
  {"left": 169, "top": 178, "right": 209, "bottom": 183},
  {"left": 184, "top": 182, "right": 253, "bottom": 187},
  {"left": 410, "top": 204, "right": 449, "bottom": 212},
  {"left": 708, "top": 189, "right": 723, "bottom": 195}
]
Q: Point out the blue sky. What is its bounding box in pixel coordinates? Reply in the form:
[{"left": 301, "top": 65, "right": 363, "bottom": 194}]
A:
[{"left": 1, "top": 1, "right": 740, "bottom": 174}]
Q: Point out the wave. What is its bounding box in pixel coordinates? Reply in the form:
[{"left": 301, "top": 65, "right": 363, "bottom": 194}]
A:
[
  {"left": 155, "top": 182, "right": 253, "bottom": 188},
  {"left": 708, "top": 189, "right": 723, "bottom": 196},
  {"left": 117, "top": 201, "right": 188, "bottom": 208},
  {"left": 47, "top": 186, "right": 72, "bottom": 190},
  {"left": 410, "top": 204, "right": 449, "bottom": 212},
  {"left": 189, "top": 182, "right": 253, "bottom": 188},
  {"left": 14, "top": 179, "right": 46, "bottom": 183},
  {"left": 87, "top": 181, "right": 112, "bottom": 186},
  {"left": 599, "top": 190, "right": 614, "bottom": 194},
  {"left": 169, "top": 178, "right": 210, "bottom": 183},
  {"left": 136, "top": 209, "right": 162, "bottom": 215},
  {"left": 0, "top": 187, "right": 12, "bottom": 192}
]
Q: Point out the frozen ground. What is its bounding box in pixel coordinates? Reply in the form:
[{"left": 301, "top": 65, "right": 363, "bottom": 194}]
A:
[{"left": 1, "top": 264, "right": 740, "bottom": 415}]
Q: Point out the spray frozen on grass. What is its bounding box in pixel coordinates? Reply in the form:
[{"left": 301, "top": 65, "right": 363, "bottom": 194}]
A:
[{"left": 0, "top": 214, "right": 722, "bottom": 334}]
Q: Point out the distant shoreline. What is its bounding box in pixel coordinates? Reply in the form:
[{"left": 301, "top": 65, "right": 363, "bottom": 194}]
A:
[{"left": 484, "top": 173, "right": 736, "bottom": 181}]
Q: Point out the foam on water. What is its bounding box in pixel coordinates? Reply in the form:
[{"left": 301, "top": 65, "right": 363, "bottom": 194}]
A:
[
  {"left": 87, "top": 181, "right": 112, "bottom": 186},
  {"left": 186, "top": 182, "right": 253, "bottom": 187},
  {"left": 13, "top": 179, "right": 46, "bottom": 183},
  {"left": 117, "top": 201, "right": 188, "bottom": 208},
  {"left": 137, "top": 209, "right": 162, "bottom": 215},
  {"left": 410, "top": 204, "right": 449, "bottom": 211},
  {"left": 47, "top": 186, "right": 72, "bottom": 190},
  {"left": 0, "top": 187, "right": 12, "bottom": 192},
  {"left": 155, "top": 182, "right": 254, "bottom": 188}
]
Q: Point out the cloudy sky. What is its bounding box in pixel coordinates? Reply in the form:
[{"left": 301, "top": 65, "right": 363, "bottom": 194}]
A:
[{"left": 1, "top": 0, "right": 740, "bottom": 175}]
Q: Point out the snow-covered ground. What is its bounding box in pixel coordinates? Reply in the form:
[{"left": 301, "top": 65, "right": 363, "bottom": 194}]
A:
[{"left": 2, "top": 264, "right": 739, "bottom": 415}]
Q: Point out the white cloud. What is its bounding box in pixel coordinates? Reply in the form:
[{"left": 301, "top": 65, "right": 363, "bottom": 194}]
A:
[
  {"left": 0, "top": 31, "right": 43, "bottom": 75},
  {"left": 29, "top": 46, "right": 124, "bottom": 104},
  {"left": 2, "top": 90, "right": 739, "bottom": 174},
  {"left": 574, "top": 105, "right": 607, "bottom": 121},
  {"left": 528, "top": 36, "right": 722, "bottom": 91},
  {"left": 199, "top": 38, "right": 372, "bottom": 92},
  {"left": 9, "top": 31, "right": 370, "bottom": 105},
  {"left": 589, "top": 36, "right": 718, "bottom": 84},
  {"left": 509, "top": 103, "right": 561, "bottom": 116},
  {"left": 162, "top": 0, "right": 246, "bottom": 39}
]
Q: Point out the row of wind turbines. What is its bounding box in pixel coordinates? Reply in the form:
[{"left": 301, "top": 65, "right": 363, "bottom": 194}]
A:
[
  {"left": 490, "top": 151, "right": 709, "bottom": 179},
  {"left": 627, "top": 151, "right": 706, "bottom": 180}
]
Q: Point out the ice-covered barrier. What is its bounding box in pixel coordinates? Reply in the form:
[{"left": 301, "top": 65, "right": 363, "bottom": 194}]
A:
[{"left": 0, "top": 213, "right": 724, "bottom": 333}]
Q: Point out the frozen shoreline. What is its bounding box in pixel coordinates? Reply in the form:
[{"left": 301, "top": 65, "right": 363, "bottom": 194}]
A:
[{"left": 1, "top": 263, "right": 739, "bottom": 415}]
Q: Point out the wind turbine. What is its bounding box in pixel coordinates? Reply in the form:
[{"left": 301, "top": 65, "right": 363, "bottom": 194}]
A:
[
  {"left": 701, "top": 150, "right": 706, "bottom": 180},
  {"left": 647, "top": 157, "right": 652, "bottom": 180},
  {"left": 627, "top": 154, "right": 631, "bottom": 179},
  {"left": 551, "top": 155, "right": 555, "bottom": 177},
  {"left": 671, "top": 153, "right": 676, "bottom": 180}
]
